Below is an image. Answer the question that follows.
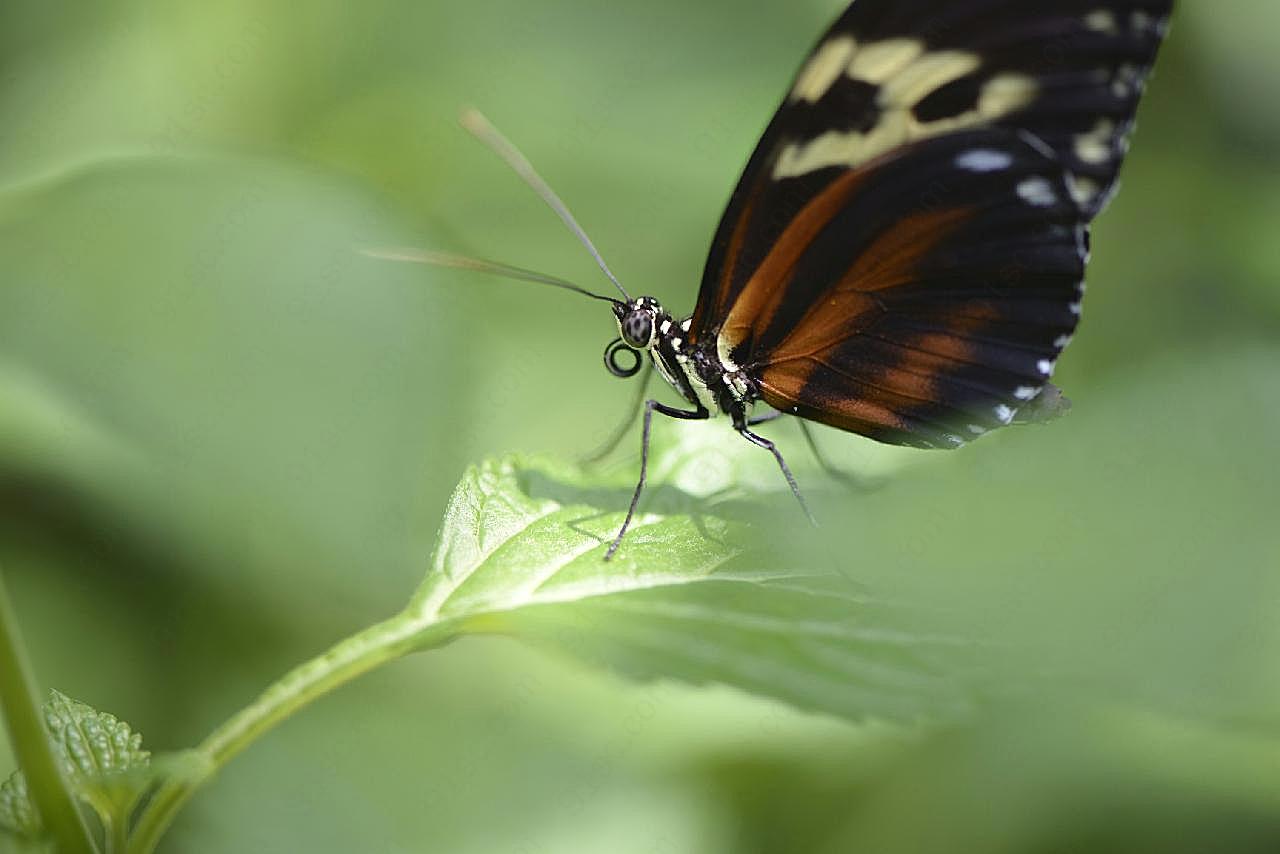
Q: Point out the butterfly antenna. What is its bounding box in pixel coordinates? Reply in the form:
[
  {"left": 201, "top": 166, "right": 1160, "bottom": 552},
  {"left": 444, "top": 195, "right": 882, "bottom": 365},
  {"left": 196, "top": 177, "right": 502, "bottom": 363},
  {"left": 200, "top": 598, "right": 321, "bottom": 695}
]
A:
[
  {"left": 360, "top": 247, "right": 620, "bottom": 305},
  {"left": 460, "top": 108, "right": 631, "bottom": 302}
]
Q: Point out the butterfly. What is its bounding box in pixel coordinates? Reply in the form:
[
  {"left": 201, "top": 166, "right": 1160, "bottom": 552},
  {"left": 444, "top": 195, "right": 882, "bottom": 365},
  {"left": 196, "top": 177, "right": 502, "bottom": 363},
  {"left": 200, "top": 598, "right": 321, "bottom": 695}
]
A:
[{"left": 371, "top": 0, "right": 1173, "bottom": 559}]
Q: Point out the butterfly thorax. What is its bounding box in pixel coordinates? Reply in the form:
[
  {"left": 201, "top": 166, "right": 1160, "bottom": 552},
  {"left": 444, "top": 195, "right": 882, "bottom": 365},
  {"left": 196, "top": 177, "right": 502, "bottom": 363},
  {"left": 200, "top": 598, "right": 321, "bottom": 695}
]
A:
[{"left": 613, "top": 297, "right": 757, "bottom": 417}]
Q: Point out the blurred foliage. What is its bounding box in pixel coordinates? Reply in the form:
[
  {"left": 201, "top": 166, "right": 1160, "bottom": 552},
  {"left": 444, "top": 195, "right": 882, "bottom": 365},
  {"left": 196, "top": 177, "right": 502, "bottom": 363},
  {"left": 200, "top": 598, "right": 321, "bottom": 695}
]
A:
[{"left": 1, "top": 1, "right": 1278, "bottom": 853}]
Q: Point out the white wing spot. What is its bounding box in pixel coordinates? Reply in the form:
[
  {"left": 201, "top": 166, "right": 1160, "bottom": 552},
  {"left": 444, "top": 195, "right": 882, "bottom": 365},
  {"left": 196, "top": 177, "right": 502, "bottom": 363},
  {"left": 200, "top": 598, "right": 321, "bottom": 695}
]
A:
[
  {"left": 957, "top": 149, "right": 1013, "bottom": 172},
  {"left": 1038, "top": 359, "right": 1056, "bottom": 377},
  {"left": 995, "top": 405, "right": 1016, "bottom": 425},
  {"left": 1111, "top": 63, "right": 1143, "bottom": 98},
  {"left": 1054, "top": 334, "right": 1074, "bottom": 350},
  {"left": 1015, "top": 386, "right": 1041, "bottom": 401},
  {"left": 968, "top": 424, "right": 988, "bottom": 436},
  {"left": 1077, "top": 223, "right": 1093, "bottom": 264},
  {"left": 1017, "top": 176, "right": 1058, "bottom": 207}
]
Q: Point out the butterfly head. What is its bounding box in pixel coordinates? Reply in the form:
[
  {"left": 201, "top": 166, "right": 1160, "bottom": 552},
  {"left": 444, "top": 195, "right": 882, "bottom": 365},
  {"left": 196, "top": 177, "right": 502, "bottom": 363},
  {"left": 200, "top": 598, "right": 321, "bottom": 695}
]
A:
[
  {"left": 604, "top": 297, "right": 667, "bottom": 379},
  {"left": 613, "top": 297, "right": 663, "bottom": 350}
]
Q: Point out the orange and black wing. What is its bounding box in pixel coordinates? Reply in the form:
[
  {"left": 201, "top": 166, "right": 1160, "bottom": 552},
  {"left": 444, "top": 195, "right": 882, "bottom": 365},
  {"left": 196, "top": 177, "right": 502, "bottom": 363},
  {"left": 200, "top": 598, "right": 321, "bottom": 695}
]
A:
[
  {"left": 748, "top": 128, "right": 1085, "bottom": 448},
  {"left": 689, "top": 0, "right": 1172, "bottom": 448}
]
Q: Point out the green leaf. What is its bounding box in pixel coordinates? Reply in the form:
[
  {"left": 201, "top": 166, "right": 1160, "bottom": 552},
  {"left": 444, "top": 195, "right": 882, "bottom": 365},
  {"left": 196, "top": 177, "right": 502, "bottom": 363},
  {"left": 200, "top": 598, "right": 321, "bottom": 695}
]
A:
[
  {"left": 0, "top": 691, "right": 153, "bottom": 843},
  {"left": 43, "top": 692, "right": 150, "bottom": 829},
  {"left": 405, "top": 343, "right": 1280, "bottom": 727},
  {"left": 406, "top": 450, "right": 977, "bottom": 723},
  {"left": 0, "top": 771, "right": 40, "bottom": 840}
]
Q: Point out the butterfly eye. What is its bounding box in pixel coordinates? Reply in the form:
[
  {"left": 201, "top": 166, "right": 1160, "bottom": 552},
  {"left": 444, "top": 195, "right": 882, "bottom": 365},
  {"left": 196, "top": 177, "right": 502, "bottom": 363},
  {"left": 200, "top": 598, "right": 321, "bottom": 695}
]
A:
[
  {"left": 604, "top": 338, "right": 643, "bottom": 378},
  {"left": 620, "top": 312, "right": 653, "bottom": 349}
]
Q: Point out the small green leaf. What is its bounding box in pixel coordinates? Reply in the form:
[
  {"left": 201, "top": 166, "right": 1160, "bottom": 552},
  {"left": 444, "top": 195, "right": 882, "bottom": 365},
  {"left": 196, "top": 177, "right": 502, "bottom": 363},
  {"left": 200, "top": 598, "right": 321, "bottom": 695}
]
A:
[
  {"left": 0, "top": 691, "right": 153, "bottom": 843},
  {"left": 43, "top": 691, "right": 150, "bottom": 828},
  {"left": 0, "top": 771, "right": 40, "bottom": 840},
  {"left": 405, "top": 450, "right": 975, "bottom": 723}
]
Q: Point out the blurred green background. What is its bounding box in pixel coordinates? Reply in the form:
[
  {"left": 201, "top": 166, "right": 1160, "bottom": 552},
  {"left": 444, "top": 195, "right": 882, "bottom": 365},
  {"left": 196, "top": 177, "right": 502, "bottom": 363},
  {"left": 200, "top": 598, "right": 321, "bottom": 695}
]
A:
[{"left": 2, "top": 1, "right": 1279, "bottom": 852}]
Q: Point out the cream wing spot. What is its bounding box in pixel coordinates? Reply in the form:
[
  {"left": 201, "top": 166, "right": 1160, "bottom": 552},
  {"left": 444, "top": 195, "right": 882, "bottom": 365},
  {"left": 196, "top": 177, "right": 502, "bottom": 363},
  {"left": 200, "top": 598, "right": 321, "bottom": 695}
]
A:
[
  {"left": 774, "top": 70, "right": 1038, "bottom": 179},
  {"left": 883, "top": 50, "right": 981, "bottom": 107},
  {"left": 847, "top": 39, "right": 924, "bottom": 85},
  {"left": 1085, "top": 10, "right": 1121, "bottom": 35},
  {"left": 1068, "top": 175, "right": 1102, "bottom": 208},
  {"left": 1075, "top": 118, "right": 1116, "bottom": 165},
  {"left": 978, "top": 73, "right": 1038, "bottom": 116},
  {"left": 775, "top": 117, "right": 902, "bottom": 179},
  {"left": 791, "top": 36, "right": 859, "bottom": 103}
]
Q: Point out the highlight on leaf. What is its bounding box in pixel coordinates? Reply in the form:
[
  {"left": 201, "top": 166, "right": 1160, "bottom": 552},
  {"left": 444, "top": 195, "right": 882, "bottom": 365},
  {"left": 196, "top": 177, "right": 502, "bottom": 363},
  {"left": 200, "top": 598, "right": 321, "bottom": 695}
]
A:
[{"left": 404, "top": 451, "right": 978, "bottom": 723}]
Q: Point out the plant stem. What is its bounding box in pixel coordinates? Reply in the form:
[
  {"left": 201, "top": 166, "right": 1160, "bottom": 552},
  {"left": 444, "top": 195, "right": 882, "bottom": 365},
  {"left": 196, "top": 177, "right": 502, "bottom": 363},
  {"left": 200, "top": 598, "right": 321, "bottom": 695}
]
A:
[
  {"left": 107, "top": 815, "right": 128, "bottom": 854},
  {"left": 126, "top": 609, "right": 459, "bottom": 854},
  {"left": 0, "top": 567, "right": 100, "bottom": 854}
]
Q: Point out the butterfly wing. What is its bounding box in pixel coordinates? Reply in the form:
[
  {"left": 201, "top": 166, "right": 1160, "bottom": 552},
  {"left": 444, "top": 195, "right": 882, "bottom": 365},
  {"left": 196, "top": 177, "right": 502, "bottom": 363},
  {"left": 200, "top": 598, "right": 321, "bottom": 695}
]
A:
[
  {"left": 747, "top": 128, "right": 1086, "bottom": 448},
  {"left": 690, "top": 0, "right": 1171, "bottom": 447}
]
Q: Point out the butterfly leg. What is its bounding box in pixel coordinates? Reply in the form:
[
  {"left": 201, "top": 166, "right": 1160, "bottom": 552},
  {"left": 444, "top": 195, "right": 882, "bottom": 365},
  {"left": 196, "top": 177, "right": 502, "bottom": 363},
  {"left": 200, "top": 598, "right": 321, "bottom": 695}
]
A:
[
  {"left": 582, "top": 362, "right": 654, "bottom": 464},
  {"left": 746, "top": 408, "right": 784, "bottom": 427},
  {"left": 797, "top": 420, "right": 871, "bottom": 490},
  {"left": 732, "top": 412, "right": 817, "bottom": 527},
  {"left": 606, "top": 399, "right": 709, "bottom": 561}
]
